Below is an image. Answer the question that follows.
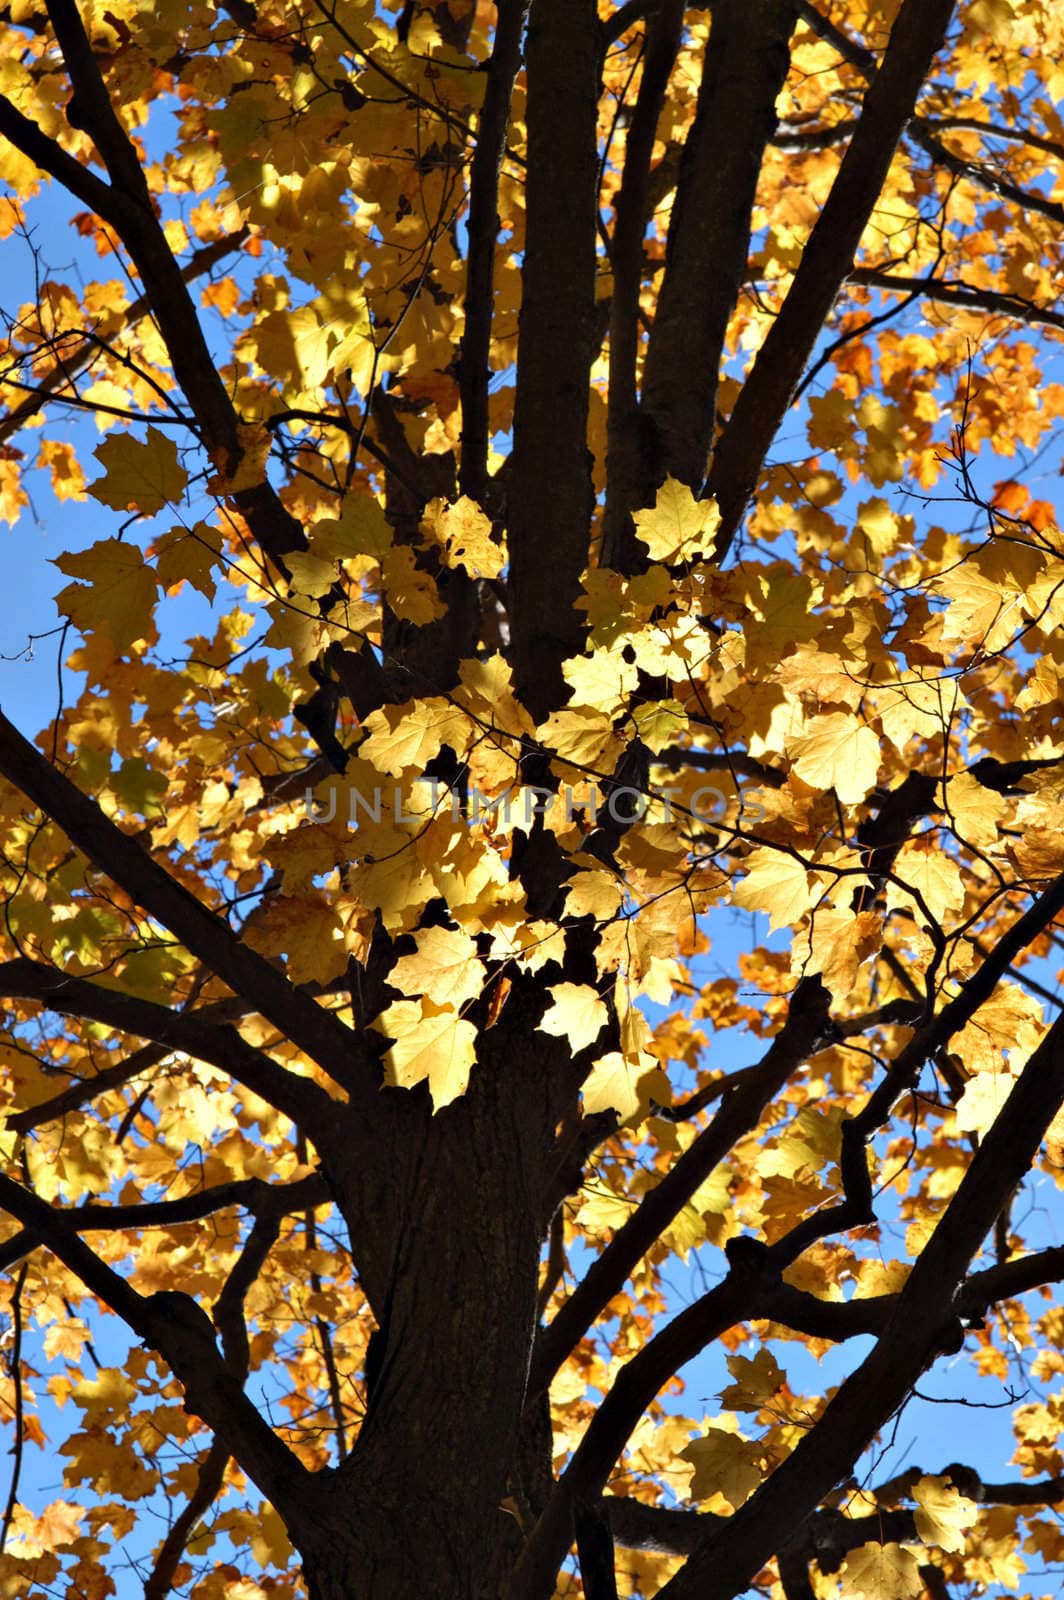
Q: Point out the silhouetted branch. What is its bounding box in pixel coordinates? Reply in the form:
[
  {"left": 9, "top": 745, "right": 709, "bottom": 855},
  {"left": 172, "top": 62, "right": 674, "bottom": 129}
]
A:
[{"left": 707, "top": 0, "right": 956, "bottom": 552}]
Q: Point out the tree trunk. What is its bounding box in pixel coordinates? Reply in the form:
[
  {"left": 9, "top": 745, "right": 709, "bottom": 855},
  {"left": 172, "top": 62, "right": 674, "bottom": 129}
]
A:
[{"left": 286, "top": 984, "right": 578, "bottom": 1598}]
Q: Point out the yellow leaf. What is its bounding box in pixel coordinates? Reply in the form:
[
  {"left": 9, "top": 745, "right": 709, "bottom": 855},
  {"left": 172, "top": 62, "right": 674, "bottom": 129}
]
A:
[
  {"left": 581, "top": 1051, "right": 650, "bottom": 1120},
  {"left": 537, "top": 983, "right": 608, "bottom": 1054},
  {"left": 789, "top": 713, "right": 880, "bottom": 804},
  {"left": 839, "top": 1542, "right": 923, "bottom": 1600},
  {"left": 389, "top": 926, "right": 486, "bottom": 1009},
  {"left": 874, "top": 675, "right": 960, "bottom": 752},
  {"left": 565, "top": 869, "right": 624, "bottom": 921},
  {"left": 718, "top": 1349, "right": 785, "bottom": 1413},
  {"left": 808, "top": 908, "right": 880, "bottom": 997},
  {"left": 73, "top": 1367, "right": 137, "bottom": 1425},
  {"left": 455, "top": 653, "right": 534, "bottom": 739},
  {"left": 856, "top": 496, "right": 901, "bottom": 556},
  {"left": 381, "top": 545, "right": 446, "bottom": 623},
  {"left": 423, "top": 496, "right": 504, "bottom": 579},
  {"left": 249, "top": 1501, "right": 294, "bottom": 1568},
  {"left": 38, "top": 438, "right": 86, "bottom": 502},
  {"left": 310, "top": 495, "right": 393, "bottom": 561},
  {"left": 345, "top": 822, "right": 435, "bottom": 933},
  {"left": 887, "top": 839, "right": 965, "bottom": 928},
  {"left": 54, "top": 537, "right": 157, "bottom": 652},
  {"left": 744, "top": 568, "right": 823, "bottom": 655},
  {"left": 376, "top": 998, "right": 478, "bottom": 1110},
  {"left": 941, "top": 772, "right": 1006, "bottom": 850},
  {"left": 539, "top": 707, "right": 619, "bottom": 769},
  {"left": 206, "top": 421, "right": 273, "bottom": 494},
  {"left": 681, "top": 1425, "right": 762, "bottom": 1510},
  {"left": 562, "top": 645, "right": 639, "bottom": 715},
  {"left": 632, "top": 476, "right": 720, "bottom": 563},
  {"left": 360, "top": 698, "right": 471, "bottom": 777},
  {"left": 35, "top": 1501, "right": 83, "bottom": 1552},
  {"left": 732, "top": 847, "right": 817, "bottom": 932},
  {"left": 968, "top": 0, "right": 1012, "bottom": 41},
  {"left": 153, "top": 521, "right": 221, "bottom": 600},
  {"left": 285, "top": 550, "right": 340, "bottom": 598},
  {"left": 956, "top": 1067, "right": 1018, "bottom": 1137},
  {"left": 913, "top": 1474, "right": 974, "bottom": 1553},
  {"left": 631, "top": 698, "right": 688, "bottom": 753},
  {"left": 88, "top": 425, "right": 188, "bottom": 515}
]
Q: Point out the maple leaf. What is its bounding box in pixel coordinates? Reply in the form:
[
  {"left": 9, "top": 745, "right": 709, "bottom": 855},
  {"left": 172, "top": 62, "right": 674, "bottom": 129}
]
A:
[
  {"left": 955, "top": 1067, "right": 1019, "bottom": 1137},
  {"left": 808, "top": 907, "right": 880, "bottom": 997},
  {"left": 54, "top": 538, "right": 157, "bottom": 651},
  {"left": 38, "top": 438, "right": 86, "bottom": 502},
  {"left": 388, "top": 926, "right": 486, "bottom": 1009},
  {"left": 731, "top": 847, "right": 817, "bottom": 932},
  {"left": 359, "top": 698, "right": 471, "bottom": 777},
  {"left": 35, "top": 1501, "right": 83, "bottom": 1552},
  {"left": 839, "top": 1542, "right": 923, "bottom": 1600},
  {"left": 537, "top": 983, "right": 608, "bottom": 1054},
  {"left": 887, "top": 838, "right": 966, "bottom": 928},
  {"left": 681, "top": 1426, "right": 763, "bottom": 1510},
  {"left": 718, "top": 1350, "right": 785, "bottom": 1413},
  {"left": 632, "top": 476, "right": 721, "bottom": 563},
  {"left": 152, "top": 521, "right": 221, "bottom": 600},
  {"left": 913, "top": 1474, "right": 974, "bottom": 1553},
  {"left": 376, "top": 999, "right": 479, "bottom": 1110},
  {"left": 423, "top": 496, "right": 505, "bottom": 578},
  {"left": 88, "top": 426, "right": 188, "bottom": 515},
  {"left": 564, "top": 869, "right": 624, "bottom": 922},
  {"left": 788, "top": 713, "right": 881, "bottom": 804},
  {"left": 580, "top": 1051, "right": 660, "bottom": 1120}
]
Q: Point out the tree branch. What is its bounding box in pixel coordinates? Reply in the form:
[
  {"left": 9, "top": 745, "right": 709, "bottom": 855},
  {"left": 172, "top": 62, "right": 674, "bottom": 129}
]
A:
[
  {"left": 4, "top": 993, "right": 254, "bottom": 1137},
  {"left": 793, "top": 1, "right": 875, "bottom": 76},
  {"left": 0, "top": 227, "right": 251, "bottom": 447},
  {"left": 0, "top": 715, "right": 375, "bottom": 1105},
  {"left": 638, "top": 0, "right": 797, "bottom": 499},
  {"left": 0, "top": 955, "right": 339, "bottom": 1135},
  {"left": 853, "top": 867, "right": 1064, "bottom": 1137},
  {"left": 601, "top": 0, "right": 684, "bottom": 572},
  {"left": 0, "top": 1170, "right": 315, "bottom": 1514},
  {"left": 601, "top": 0, "right": 655, "bottom": 51},
  {"left": 848, "top": 267, "right": 1064, "bottom": 333},
  {"left": 926, "top": 113, "right": 1064, "bottom": 162},
  {"left": 706, "top": 0, "right": 957, "bottom": 555},
  {"left": 0, "top": 1171, "right": 330, "bottom": 1275},
  {"left": 39, "top": 0, "right": 239, "bottom": 459},
  {"left": 143, "top": 1439, "right": 229, "bottom": 1600},
  {"left": 1, "top": 3, "right": 304, "bottom": 569},
  {"left": 530, "top": 976, "right": 832, "bottom": 1394},
  {"left": 458, "top": 0, "right": 527, "bottom": 504},
  {"left": 507, "top": 0, "right": 599, "bottom": 716},
  {"left": 0, "top": 90, "right": 115, "bottom": 218},
  {"left": 143, "top": 1204, "right": 282, "bottom": 1600},
  {"left": 796, "top": 7, "right": 1063, "bottom": 227},
  {"left": 909, "top": 118, "right": 1064, "bottom": 230},
  {"left": 653, "top": 1004, "right": 1064, "bottom": 1600},
  {"left": 519, "top": 879, "right": 1064, "bottom": 1598}
]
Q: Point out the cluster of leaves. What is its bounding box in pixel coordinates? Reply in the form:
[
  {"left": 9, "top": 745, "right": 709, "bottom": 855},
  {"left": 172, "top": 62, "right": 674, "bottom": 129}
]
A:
[{"left": 0, "top": 0, "right": 1063, "bottom": 1597}]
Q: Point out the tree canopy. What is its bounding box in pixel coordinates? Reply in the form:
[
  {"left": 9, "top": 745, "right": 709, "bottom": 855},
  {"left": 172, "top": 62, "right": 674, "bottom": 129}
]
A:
[{"left": 2, "top": 0, "right": 1064, "bottom": 1596}]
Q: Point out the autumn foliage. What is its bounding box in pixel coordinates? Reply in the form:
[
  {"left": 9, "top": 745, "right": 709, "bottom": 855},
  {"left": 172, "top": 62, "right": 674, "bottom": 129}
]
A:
[{"left": 3, "top": 0, "right": 1064, "bottom": 1596}]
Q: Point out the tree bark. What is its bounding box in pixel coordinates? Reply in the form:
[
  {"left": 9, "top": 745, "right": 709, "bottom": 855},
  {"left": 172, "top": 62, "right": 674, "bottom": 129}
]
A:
[{"left": 285, "top": 982, "right": 580, "bottom": 1599}]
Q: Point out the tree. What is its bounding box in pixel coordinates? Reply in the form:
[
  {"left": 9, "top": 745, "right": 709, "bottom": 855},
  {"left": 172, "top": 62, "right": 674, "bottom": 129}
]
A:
[{"left": 1, "top": 0, "right": 1064, "bottom": 1594}]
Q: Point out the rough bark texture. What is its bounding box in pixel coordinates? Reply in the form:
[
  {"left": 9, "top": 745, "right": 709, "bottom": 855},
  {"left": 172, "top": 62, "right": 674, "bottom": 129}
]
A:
[
  {"left": 706, "top": 0, "right": 958, "bottom": 555},
  {"left": 507, "top": 0, "right": 599, "bottom": 716},
  {"left": 285, "top": 983, "right": 579, "bottom": 1599},
  {"left": 639, "top": 0, "right": 797, "bottom": 490}
]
